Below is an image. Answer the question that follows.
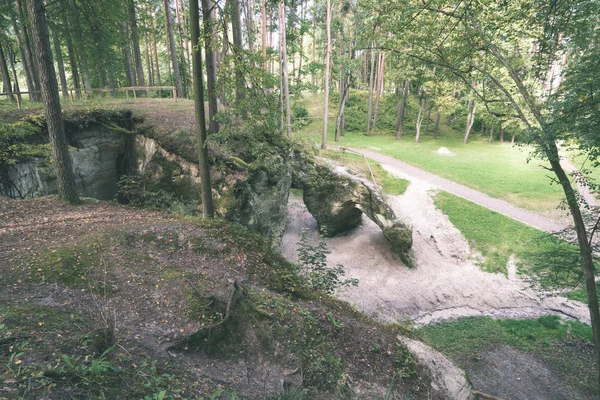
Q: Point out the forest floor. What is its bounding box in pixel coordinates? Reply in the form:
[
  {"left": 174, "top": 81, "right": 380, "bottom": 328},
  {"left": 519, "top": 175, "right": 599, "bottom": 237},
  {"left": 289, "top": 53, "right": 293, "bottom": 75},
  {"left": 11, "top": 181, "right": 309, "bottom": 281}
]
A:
[{"left": 0, "top": 196, "right": 433, "bottom": 399}]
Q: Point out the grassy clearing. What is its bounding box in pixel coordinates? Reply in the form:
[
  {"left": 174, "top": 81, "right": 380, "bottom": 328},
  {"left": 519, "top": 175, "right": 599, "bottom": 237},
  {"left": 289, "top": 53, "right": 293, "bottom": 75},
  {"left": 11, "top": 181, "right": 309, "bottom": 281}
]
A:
[
  {"left": 297, "top": 93, "right": 564, "bottom": 212},
  {"left": 416, "top": 316, "right": 596, "bottom": 396},
  {"left": 319, "top": 149, "right": 410, "bottom": 195},
  {"left": 433, "top": 191, "right": 579, "bottom": 283}
]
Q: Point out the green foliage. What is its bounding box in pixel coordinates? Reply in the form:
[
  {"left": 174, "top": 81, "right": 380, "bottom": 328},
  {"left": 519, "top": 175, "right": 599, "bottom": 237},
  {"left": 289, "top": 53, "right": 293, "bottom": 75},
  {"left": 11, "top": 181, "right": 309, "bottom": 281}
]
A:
[
  {"left": 117, "top": 153, "right": 200, "bottom": 215},
  {"left": 0, "top": 120, "right": 46, "bottom": 166},
  {"left": 434, "top": 191, "right": 581, "bottom": 285},
  {"left": 297, "top": 229, "right": 359, "bottom": 294},
  {"left": 417, "top": 316, "right": 596, "bottom": 395},
  {"left": 393, "top": 347, "right": 419, "bottom": 379},
  {"left": 319, "top": 149, "right": 410, "bottom": 196},
  {"left": 292, "top": 102, "right": 310, "bottom": 129}
]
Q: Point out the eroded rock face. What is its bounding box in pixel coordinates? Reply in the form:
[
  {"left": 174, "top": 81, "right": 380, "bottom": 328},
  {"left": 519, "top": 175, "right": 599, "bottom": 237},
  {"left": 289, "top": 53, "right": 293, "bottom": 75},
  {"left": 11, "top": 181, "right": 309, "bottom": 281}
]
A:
[
  {"left": 301, "top": 163, "right": 414, "bottom": 266},
  {"left": 228, "top": 157, "right": 293, "bottom": 244},
  {"left": 2, "top": 127, "right": 129, "bottom": 200}
]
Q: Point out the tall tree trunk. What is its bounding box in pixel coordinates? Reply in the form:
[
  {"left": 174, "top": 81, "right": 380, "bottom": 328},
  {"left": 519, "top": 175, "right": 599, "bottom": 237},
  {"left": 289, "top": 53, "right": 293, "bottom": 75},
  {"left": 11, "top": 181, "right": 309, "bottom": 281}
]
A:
[
  {"left": 121, "top": 22, "right": 137, "bottom": 86},
  {"left": 463, "top": 99, "right": 475, "bottom": 144},
  {"left": 176, "top": 0, "right": 192, "bottom": 91},
  {"left": 279, "top": 1, "right": 291, "bottom": 137},
  {"left": 296, "top": 0, "right": 306, "bottom": 88},
  {"left": 220, "top": 4, "right": 229, "bottom": 105},
  {"left": 311, "top": 8, "right": 316, "bottom": 90},
  {"left": 395, "top": 80, "right": 409, "bottom": 139},
  {"left": 243, "top": 0, "right": 256, "bottom": 52},
  {"left": 144, "top": 31, "right": 153, "bottom": 85},
  {"left": 151, "top": 11, "right": 161, "bottom": 85},
  {"left": 6, "top": 44, "right": 22, "bottom": 104},
  {"left": 488, "top": 123, "right": 494, "bottom": 144},
  {"left": 175, "top": 0, "right": 188, "bottom": 96},
  {"left": 71, "top": 0, "right": 91, "bottom": 94},
  {"left": 321, "top": 0, "right": 331, "bottom": 148},
  {"left": 434, "top": 112, "right": 441, "bottom": 139},
  {"left": 268, "top": 7, "right": 274, "bottom": 74},
  {"left": 231, "top": 0, "right": 245, "bottom": 102},
  {"left": 500, "top": 125, "right": 505, "bottom": 143},
  {"left": 373, "top": 52, "right": 385, "bottom": 128},
  {"left": 163, "top": 1, "right": 173, "bottom": 85},
  {"left": 164, "top": 0, "right": 184, "bottom": 97},
  {"left": 261, "top": 0, "right": 267, "bottom": 70},
  {"left": 415, "top": 93, "right": 425, "bottom": 143},
  {"left": 17, "top": 0, "right": 41, "bottom": 101},
  {"left": 62, "top": 11, "right": 81, "bottom": 97},
  {"left": 335, "top": 78, "right": 350, "bottom": 142},
  {"left": 549, "top": 150, "right": 600, "bottom": 390},
  {"left": 189, "top": 0, "right": 214, "bottom": 218},
  {"left": 129, "top": 0, "right": 146, "bottom": 88},
  {"left": 10, "top": 7, "right": 35, "bottom": 100},
  {"left": 0, "top": 40, "right": 14, "bottom": 102},
  {"left": 366, "top": 46, "right": 376, "bottom": 135},
  {"left": 26, "top": 0, "right": 78, "bottom": 204},
  {"left": 201, "top": 0, "right": 219, "bottom": 133},
  {"left": 49, "top": 26, "right": 68, "bottom": 98},
  {"left": 511, "top": 132, "right": 515, "bottom": 144},
  {"left": 425, "top": 107, "right": 432, "bottom": 132}
]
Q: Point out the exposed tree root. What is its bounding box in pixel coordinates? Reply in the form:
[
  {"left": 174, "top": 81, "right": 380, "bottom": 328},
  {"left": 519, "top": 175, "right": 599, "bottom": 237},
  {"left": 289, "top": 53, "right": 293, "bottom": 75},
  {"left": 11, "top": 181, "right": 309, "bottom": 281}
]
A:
[{"left": 168, "top": 280, "right": 243, "bottom": 351}]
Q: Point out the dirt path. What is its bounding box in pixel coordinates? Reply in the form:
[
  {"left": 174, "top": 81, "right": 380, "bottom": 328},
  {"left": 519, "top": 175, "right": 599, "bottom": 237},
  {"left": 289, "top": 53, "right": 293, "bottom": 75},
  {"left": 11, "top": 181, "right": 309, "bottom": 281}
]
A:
[
  {"left": 345, "top": 147, "right": 566, "bottom": 233},
  {"left": 281, "top": 160, "right": 589, "bottom": 326}
]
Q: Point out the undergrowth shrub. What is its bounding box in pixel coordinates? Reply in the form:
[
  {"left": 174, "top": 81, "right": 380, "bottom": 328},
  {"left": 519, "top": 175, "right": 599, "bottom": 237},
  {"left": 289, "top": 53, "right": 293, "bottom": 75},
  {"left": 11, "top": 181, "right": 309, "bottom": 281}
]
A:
[
  {"left": 297, "top": 229, "right": 358, "bottom": 294},
  {"left": 292, "top": 102, "right": 310, "bottom": 129}
]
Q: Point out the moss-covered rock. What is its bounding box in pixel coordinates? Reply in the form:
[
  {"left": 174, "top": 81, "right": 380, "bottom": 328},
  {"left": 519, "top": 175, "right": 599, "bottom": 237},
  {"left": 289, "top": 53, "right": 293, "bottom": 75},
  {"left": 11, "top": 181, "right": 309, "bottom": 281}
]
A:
[
  {"left": 301, "top": 162, "right": 415, "bottom": 266},
  {"left": 228, "top": 156, "right": 293, "bottom": 243}
]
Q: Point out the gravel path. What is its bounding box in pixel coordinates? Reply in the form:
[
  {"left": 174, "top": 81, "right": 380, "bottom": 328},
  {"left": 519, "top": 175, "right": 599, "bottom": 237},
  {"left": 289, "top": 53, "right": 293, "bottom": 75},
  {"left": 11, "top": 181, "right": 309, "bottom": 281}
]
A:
[{"left": 344, "top": 147, "right": 566, "bottom": 233}]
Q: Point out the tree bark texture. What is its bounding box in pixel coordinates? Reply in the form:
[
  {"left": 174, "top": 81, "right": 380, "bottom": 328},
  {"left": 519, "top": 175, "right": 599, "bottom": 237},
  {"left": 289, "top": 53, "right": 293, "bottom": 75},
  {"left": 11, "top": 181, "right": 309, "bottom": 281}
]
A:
[
  {"left": 70, "top": 0, "right": 91, "bottom": 93},
  {"left": 201, "top": 0, "right": 219, "bottom": 133},
  {"left": 121, "top": 22, "right": 136, "bottom": 86},
  {"left": 128, "top": 0, "right": 146, "bottom": 87},
  {"left": 50, "top": 26, "right": 68, "bottom": 98},
  {"left": 189, "top": 0, "right": 214, "bottom": 218},
  {"left": 164, "top": 0, "right": 184, "bottom": 97},
  {"left": 231, "top": 0, "right": 245, "bottom": 102},
  {"left": 5, "top": 44, "right": 22, "bottom": 103},
  {"left": 321, "top": 0, "right": 331, "bottom": 148},
  {"left": 16, "top": 0, "right": 41, "bottom": 100},
  {"left": 366, "top": 46, "right": 376, "bottom": 134},
  {"left": 396, "top": 80, "right": 409, "bottom": 139},
  {"left": 463, "top": 99, "right": 475, "bottom": 144},
  {"left": 26, "top": 0, "right": 79, "bottom": 204},
  {"left": 0, "top": 40, "right": 15, "bottom": 101},
  {"left": 279, "top": 1, "right": 291, "bottom": 137}
]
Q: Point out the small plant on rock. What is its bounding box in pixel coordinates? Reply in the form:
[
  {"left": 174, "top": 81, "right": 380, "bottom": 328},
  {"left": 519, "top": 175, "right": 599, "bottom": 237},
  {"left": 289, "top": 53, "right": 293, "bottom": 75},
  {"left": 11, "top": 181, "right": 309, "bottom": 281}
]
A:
[{"left": 297, "top": 229, "right": 358, "bottom": 295}]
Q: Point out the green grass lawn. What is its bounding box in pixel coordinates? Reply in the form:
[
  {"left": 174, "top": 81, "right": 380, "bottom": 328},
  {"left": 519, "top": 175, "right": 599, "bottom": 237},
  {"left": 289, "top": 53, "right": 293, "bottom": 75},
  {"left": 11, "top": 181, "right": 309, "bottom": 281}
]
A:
[
  {"left": 416, "top": 316, "right": 596, "bottom": 397},
  {"left": 319, "top": 149, "right": 410, "bottom": 195},
  {"left": 296, "top": 93, "right": 565, "bottom": 212},
  {"left": 433, "top": 191, "right": 581, "bottom": 288}
]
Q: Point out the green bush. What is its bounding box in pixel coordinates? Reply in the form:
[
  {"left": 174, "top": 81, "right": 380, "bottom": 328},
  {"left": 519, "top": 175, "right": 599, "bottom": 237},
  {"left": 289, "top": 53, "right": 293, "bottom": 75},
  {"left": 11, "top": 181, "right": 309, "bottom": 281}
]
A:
[
  {"left": 296, "top": 229, "right": 358, "bottom": 294},
  {"left": 292, "top": 102, "right": 310, "bottom": 129}
]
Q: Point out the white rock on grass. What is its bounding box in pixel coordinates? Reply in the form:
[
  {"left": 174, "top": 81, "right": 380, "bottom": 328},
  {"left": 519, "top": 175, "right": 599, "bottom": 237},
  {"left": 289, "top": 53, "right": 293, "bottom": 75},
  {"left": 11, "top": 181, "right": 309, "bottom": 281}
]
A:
[{"left": 437, "top": 147, "right": 452, "bottom": 156}]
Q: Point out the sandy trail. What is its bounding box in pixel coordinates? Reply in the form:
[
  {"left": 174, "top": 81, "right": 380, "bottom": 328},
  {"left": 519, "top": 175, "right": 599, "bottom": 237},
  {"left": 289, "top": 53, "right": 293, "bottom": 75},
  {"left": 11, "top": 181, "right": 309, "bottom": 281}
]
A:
[{"left": 281, "top": 163, "right": 589, "bottom": 326}]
